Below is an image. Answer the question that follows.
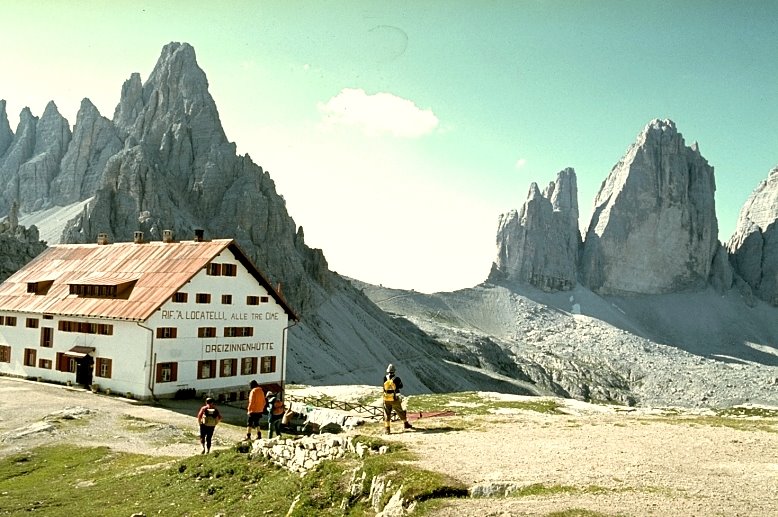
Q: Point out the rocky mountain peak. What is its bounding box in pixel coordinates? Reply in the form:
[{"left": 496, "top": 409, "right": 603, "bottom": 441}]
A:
[
  {"left": 727, "top": 165, "right": 778, "bottom": 305},
  {"left": 580, "top": 119, "right": 718, "bottom": 294},
  {"left": 0, "top": 100, "right": 12, "bottom": 157},
  {"left": 490, "top": 168, "right": 580, "bottom": 291}
]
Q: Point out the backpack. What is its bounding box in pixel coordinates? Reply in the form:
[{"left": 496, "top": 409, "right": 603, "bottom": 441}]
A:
[
  {"left": 383, "top": 376, "right": 397, "bottom": 402},
  {"left": 203, "top": 407, "right": 219, "bottom": 426}
]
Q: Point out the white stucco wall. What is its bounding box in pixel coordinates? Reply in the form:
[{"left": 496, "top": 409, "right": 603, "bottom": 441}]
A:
[
  {"left": 145, "top": 248, "right": 289, "bottom": 397},
  {"left": 0, "top": 247, "right": 291, "bottom": 400}
]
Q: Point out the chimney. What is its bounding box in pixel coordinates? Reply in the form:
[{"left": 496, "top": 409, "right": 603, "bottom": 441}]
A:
[
  {"left": 97, "top": 233, "right": 109, "bottom": 245},
  {"left": 162, "top": 230, "right": 174, "bottom": 243},
  {"left": 194, "top": 229, "right": 204, "bottom": 242},
  {"left": 133, "top": 231, "right": 144, "bottom": 244}
]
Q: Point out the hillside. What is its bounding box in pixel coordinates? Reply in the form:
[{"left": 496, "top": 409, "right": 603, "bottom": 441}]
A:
[{"left": 352, "top": 278, "right": 778, "bottom": 408}]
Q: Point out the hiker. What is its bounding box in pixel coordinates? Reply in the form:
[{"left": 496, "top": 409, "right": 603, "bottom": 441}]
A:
[
  {"left": 266, "top": 391, "right": 285, "bottom": 438},
  {"left": 246, "top": 380, "right": 266, "bottom": 440},
  {"left": 382, "top": 363, "right": 413, "bottom": 434},
  {"left": 196, "top": 397, "right": 222, "bottom": 454}
]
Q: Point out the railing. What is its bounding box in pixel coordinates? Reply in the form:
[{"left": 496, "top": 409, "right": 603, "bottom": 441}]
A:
[{"left": 285, "top": 394, "right": 384, "bottom": 420}]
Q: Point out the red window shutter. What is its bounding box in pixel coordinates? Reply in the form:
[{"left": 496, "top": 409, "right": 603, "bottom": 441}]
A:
[
  {"left": 171, "top": 362, "right": 178, "bottom": 382},
  {"left": 156, "top": 364, "right": 163, "bottom": 383},
  {"left": 172, "top": 328, "right": 178, "bottom": 339}
]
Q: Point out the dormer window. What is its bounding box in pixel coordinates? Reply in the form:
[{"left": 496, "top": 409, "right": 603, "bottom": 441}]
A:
[
  {"left": 27, "top": 280, "right": 54, "bottom": 295},
  {"left": 68, "top": 277, "right": 138, "bottom": 299}
]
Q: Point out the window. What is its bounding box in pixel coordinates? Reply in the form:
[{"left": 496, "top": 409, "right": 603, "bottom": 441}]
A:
[
  {"left": 56, "top": 353, "right": 77, "bottom": 373},
  {"left": 95, "top": 357, "right": 113, "bottom": 378},
  {"left": 38, "top": 358, "right": 52, "bottom": 369},
  {"left": 58, "top": 320, "right": 113, "bottom": 335},
  {"left": 247, "top": 296, "right": 259, "bottom": 306},
  {"left": 207, "top": 263, "right": 222, "bottom": 276},
  {"left": 195, "top": 293, "right": 211, "bottom": 304},
  {"left": 27, "top": 280, "right": 53, "bottom": 295},
  {"left": 198, "top": 327, "right": 217, "bottom": 338},
  {"left": 4, "top": 316, "right": 17, "bottom": 327},
  {"left": 0, "top": 345, "right": 10, "bottom": 363},
  {"left": 155, "top": 362, "right": 178, "bottom": 383},
  {"left": 24, "top": 348, "right": 37, "bottom": 367},
  {"left": 40, "top": 327, "right": 53, "bottom": 348},
  {"left": 261, "top": 296, "right": 269, "bottom": 303},
  {"left": 197, "top": 360, "right": 217, "bottom": 379},
  {"left": 260, "top": 356, "right": 276, "bottom": 374},
  {"left": 222, "top": 264, "right": 237, "bottom": 276},
  {"left": 173, "top": 292, "right": 188, "bottom": 303},
  {"left": 156, "top": 327, "right": 178, "bottom": 339},
  {"left": 26, "top": 318, "right": 39, "bottom": 329},
  {"left": 43, "top": 314, "right": 53, "bottom": 320},
  {"left": 241, "top": 357, "right": 257, "bottom": 375},
  {"left": 221, "top": 294, "right": 232, "bottom": 305},
  {"left": 224, "top": 327, "right": 253, "bottom": 338},
  {"left": 220, "top": 358, "right": 237, "bottom": 377}
]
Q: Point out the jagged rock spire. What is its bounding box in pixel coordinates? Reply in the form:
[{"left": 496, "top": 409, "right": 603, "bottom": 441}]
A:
[
  {"left": 0, "top": 100, "right": 13, "bottom": 157},
  {"left": 580, "top": 119, "right": 718, "bottom": 294},
  {"left": 728, "top": 166, "right": 778, "bottom": 305},
  {"left": 490, "top": 167, "right": 580, "bottom": 291}
]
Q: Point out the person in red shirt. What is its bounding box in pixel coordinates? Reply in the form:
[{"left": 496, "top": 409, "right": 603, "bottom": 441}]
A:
[
  {"left": 246, "top": 380, "right": 266, "bottom": 440},
  {"left": 196, "top": 397, "right": 222, "bottom": 454}
]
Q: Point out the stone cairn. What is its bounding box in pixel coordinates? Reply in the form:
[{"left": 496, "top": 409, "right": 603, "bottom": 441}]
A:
[{"left": 250, "top": 434, "right": 388, "bottom": 475}]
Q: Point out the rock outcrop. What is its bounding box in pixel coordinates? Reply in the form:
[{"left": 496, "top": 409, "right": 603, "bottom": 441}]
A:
[
  {"left": 728, "top": 166, "right": 778, "bottom": 305},
  {"left": 580, "top": 119, "right": 718, "bottom": 294},
  {"left": 489, "top": 168, "right": 580, "bottom": 291},
  {"left": 0, "top": 220, "right": 47, "bottom": 283}
]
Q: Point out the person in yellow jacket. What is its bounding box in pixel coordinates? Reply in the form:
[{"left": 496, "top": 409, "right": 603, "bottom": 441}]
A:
[
  {"left": 382, "top": 363, "right": 413, "bottom": 434},
  {"left": 266, "top": 391, "right": 285, "bottom": 438},
  {"left": 246, "top": 380, "right": 266, "bottom": 440}
]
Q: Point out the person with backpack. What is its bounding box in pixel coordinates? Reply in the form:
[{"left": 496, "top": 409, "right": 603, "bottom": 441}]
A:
[
  {"left": 382, "top": 363, "right": 413, "bottom": 434},
  {"left": 196, "top": 397, "right": 222, "bottom": 454},
  {"left": 246, "top": 380, "right": 266, "bottom": 440},
  {"left": 266, "top": 391, "right": 285, "bottom": 438}
]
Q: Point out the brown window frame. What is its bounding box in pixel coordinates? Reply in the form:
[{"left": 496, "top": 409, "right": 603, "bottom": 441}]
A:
[
  {"left": 220, "top": 358, "right": 237, "bottom": 377},
  {"left": 40, "top": 327, "right": 53, "bottom": 348},
  {"left": 95, "top": 357, "right": 113, "bottom": 378},
  {"left": 197, "top": 360, "right": 217, "bottom": 380},
  {"left": 156, "top": 327, "right": 178, "bottom": 339},
  {"left": 261, "top": 296, "right": 269, "bottom": 303},
  {"left": 260, "top": 355, "right": 276, "bottom": 374},
  {"left": 197, "top": 327, "right": 217, "bottom": 338},
  {"left": 0, "top": 345, "right": 10, "bottom": 363},
  {"left": 173, "top": 292, "right": 188, "bottom": 303},
  {"left": 23, "top": 348, "right": 37, "bottom": 367},
  {"left": 4, "top": 316, "right": 17, "bottom": 327},
  {"left": 222, "top": 264, "right": 237, "bottom": 276},
  {"left": 221, "top": 294, "right": 232, "bottom": 305},
  {"left": 224, "top": 327, "right": 253, "bottom": 338},
  {"left": 241, "top": 357, "right": 258, "bottom": 375},
  {"left": 207, "top": 263, "right": 222, "bottom": 276},
  {"left": 26, "top": 318, "right": 39, "bottom": 329},
  {"left": 155, "top": 362, "right": 178, "bottom": 383},
  {"left": 247, "top": 296, "right": 259, "bottom": 306},
  {"left": 195, "top": 293, "right": 211, "bottom": 304},
  {"left": 38, "top": 358, "right": 52, "bottom": 369}
]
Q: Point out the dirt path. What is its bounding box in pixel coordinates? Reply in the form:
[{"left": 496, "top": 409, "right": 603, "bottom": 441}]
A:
[
  {"left": 2, "top": 378, "right": 777, "bottom": 516},
  {"left": 388, "top": 406, "right": 778, "bottom": 516}
]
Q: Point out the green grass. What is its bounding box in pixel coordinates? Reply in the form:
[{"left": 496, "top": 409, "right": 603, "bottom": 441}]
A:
[
  {"left": 0, "top": 438, "right": 466, "bottom": 516},
  {"left": 656, "top": 414, "right": 778, "bottom": 433},
  {"left": 406, "top": 391, "right": 563, "bottom": 416}
]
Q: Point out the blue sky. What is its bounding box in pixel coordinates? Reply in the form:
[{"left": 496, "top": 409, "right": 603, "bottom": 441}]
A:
[{"left": 1, "top": 1, "right": 777, "bottom": 292}]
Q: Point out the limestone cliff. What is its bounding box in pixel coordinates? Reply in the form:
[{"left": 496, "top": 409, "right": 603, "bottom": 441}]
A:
[
  {"left": 580, "top": 119, "right": 719, "bottom": 294},
  {"left": 728, "top": 166, "right": 778, "bottom": 305},
  {"left": 490, "top": 168, "right": 580, "bottom": 291}
]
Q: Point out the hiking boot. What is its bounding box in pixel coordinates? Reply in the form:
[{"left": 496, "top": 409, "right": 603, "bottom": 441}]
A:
[
  {"left": 403, "top": 422, "right": 413, "bottom": 430},
  {"left": 246, "top": 433, "right": 251, "bottom": 441}
]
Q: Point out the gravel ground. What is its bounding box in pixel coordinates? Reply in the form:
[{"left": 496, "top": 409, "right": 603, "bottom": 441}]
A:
[{"left": 2, "top": 378, "right": 777, "bottom": 516}]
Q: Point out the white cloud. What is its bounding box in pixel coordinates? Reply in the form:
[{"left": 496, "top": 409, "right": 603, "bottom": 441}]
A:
[
  {"left": 515, "top": 158, "right": 527, "bottom": 169},
  {"left": 317, "top": 88, "right": 438, "bottom": 138}
]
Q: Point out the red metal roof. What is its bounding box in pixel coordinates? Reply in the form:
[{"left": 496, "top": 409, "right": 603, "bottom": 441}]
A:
[{"left": 0, "top": 239, "right": 298, "bottom": 322}]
